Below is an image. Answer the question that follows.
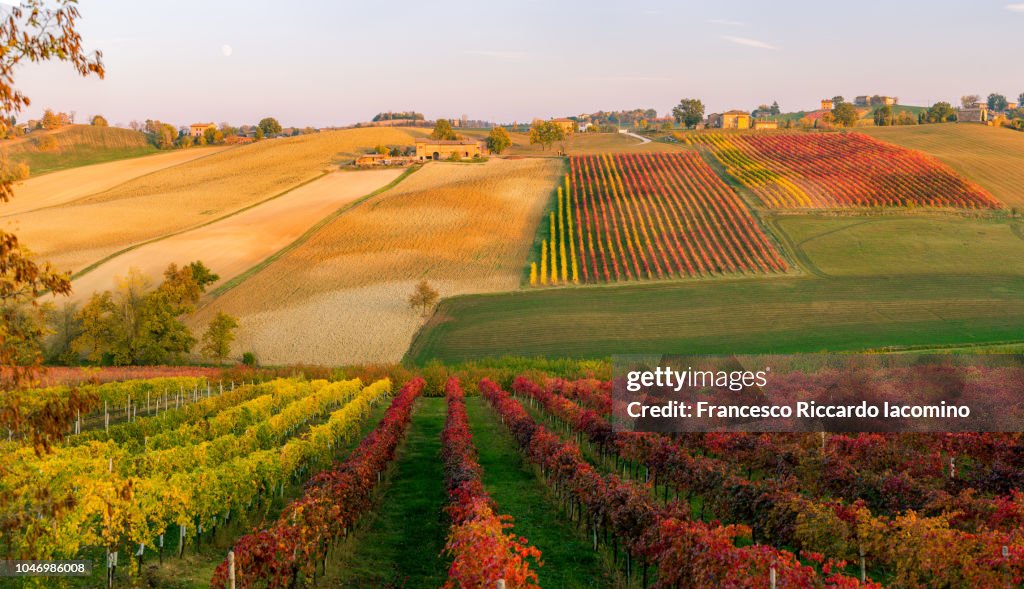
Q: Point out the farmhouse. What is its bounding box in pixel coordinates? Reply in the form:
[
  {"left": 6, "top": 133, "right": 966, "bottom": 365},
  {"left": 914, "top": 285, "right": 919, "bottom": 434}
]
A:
[
  {"left": 958, "top": 103, "right": 989, "bottom": 123},
  {"left": 820, "top": 99, "right": 834, "bottom": 111},
  {"left": 189, "top": 123, "right": 217, "bottom": 137},
  {"left": 753, "top": 119, "right": 779, "bottom": 130},
  {"left": 1006, "top": 101, "right": 1019, "bottom": 111},
  {"left": 708, "top": 110, "right": 752, "bottom": 129},
  {"left": 415, "top": 138, "right": 486, "bottom": 161},
  {"left": 549, "top": 118, "right": 577, "bottom": 134},
  {"left": 355, "top": 154, "right": 390, "bottom": 166}
]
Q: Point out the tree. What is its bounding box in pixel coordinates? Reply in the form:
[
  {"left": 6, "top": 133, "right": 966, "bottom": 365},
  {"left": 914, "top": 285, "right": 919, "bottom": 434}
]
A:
[
  {"left": 374, "top": 144, "right": 389, "bottom": 155},
  {"left": 873, "top": 105, "right": 894, "bottom": 127},
  {"left": 203, "top": 126, "right": 223, "bottom": 145},
  {"left": 44, "top": 302, "right": 81, "bottom": 365},
  {"left": 40, "top": 108, "right": 61, "bottom": 130},
  {"left": 831, "top": 102, "right": 859, "bottom": 127},
  {"left": 486, "top": 126, "right": 512, "bottom": 154},
  {"left": 72, "top": 261, "right": 218, "bottom": 365},
  {"left": 528, "top": 120, "right": 564, "bottom": 151},
  {"left": 254, "top": 126, "right": 265, "bottom": 140},
  {"left": 925, "top": 101, "right": 956, "bottom": 123},
  {"left": 90, "top": 114, "right": 108, "bottom": 127},
  {"left": 672, "top": 98, "right": 704, "bottom": 128},
  {"left": 408, "top": 280, "right": 439, "bottom": 317},
  {"left": 770, "top": 101, "right": 781, "bottom": 116},
  {"left": 987, "top": 93, "right": 1008, "bottom": 112},
  {"left": 832, "top": 96, "right": 845, "bottom": 105},
  {"left": 432, "top": 118, "right": 458, "bottom": 140},
  {"left": 960, "top": 95, "right": 981, "bottom": 108},
  {"left": 201, "top": 312, "right": 239, "bottom": 365},
  {"left": 258, "top": 117, "right": 282, "bottom": 137},
  {"left": 0, "top": 0, "right": 103, "bottom": 397}
]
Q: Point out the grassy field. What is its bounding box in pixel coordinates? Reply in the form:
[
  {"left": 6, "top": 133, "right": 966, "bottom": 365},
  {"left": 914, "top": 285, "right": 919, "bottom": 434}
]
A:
[
  {"left": 408, "top": 213, "right": 1024, "bottom": 362},
  {"left": 863, "top": 124, "right": 1024, "bottom": 208},
  {"left": 10, "top": 126, "right": 427, "bottom": 273},
  {"left": 68, "top": 168, "right": 404, "bottom": 302},
  {"left": 771, "top": 215, "right": 1024, "bottom": 277},
  {"left": 2, "top": 125, "right": 157, "bottom": 174},
  {"left": 407, "top": 274, "right": 1024, "bottom": 362},
  {"left": 192, "top": 158, "right": 561, "bottom": 366}
]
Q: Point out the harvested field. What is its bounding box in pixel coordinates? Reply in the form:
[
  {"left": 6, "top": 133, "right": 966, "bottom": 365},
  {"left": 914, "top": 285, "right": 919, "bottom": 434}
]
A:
[
  {"left": 2, "top": 147, "right": 228, "bottom": 216},
  {"left": 7, "top": 127, "right": 426, "bottom": 272},
  {"left": 2, "top": 125, "right": 157, "bottom": 174},
  {"left": 68, "top": 168, "right": 404, "bottom": 302},
  {"left": 191, "top": 158, "right": 562, "bottom": 365}
]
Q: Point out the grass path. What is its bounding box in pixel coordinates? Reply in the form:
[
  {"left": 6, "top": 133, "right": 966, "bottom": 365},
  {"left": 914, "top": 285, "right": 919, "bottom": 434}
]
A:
[
  {"left": 324, "top": 397, "right": 448, "bottom": 588},
  {"left": 465, "top": 396, "right": 619, "bottom": 589}
]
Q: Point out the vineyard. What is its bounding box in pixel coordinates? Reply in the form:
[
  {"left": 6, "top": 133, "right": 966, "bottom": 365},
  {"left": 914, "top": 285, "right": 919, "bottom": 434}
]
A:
[
  {"left": 2, "top": 369, "right": 1022, "bottom": 588},
  {"left": 528, "top": 152, "right": 787, "bottom": 286},
  {"left": 690, "top": 133, "right": 1003, "bottom": 209}
]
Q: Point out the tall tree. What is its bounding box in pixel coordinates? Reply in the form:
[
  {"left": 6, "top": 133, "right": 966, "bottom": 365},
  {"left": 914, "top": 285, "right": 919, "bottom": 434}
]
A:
[
  {"left": 832, "top": 96, "right": 846, "bottom": 105},
  {"left": 987, "top": 93, "right": 1008, "bottom": 112},
  {"left": 486, "top": 126, "right": 512, "bottom": 154},
  {"left": 258, "top": 117, "right": 282, "bottom": 137},
  {"left": 961, "top": 95, "right": 981, "bottom": 108},
  {"left": 831, "top": 102, "right": 860, "bottom": 127},
  {"left": 671, "top": 98, "right": 704, "bottom": 128},
  {"left": 873, "top": 105, "right": 894, "bottom": 127},
  {"left": 201, "top": 312, "right": 239, "bottom": 365},
  {"left": 770, "top": 101, "right": 781, "bottom": 115},
  {"left": 90, "top": 114, "right": 108, "bottom": 127},
  {"left": 925, "top": 102, "right": 956, "bottom": 123},
  {"left": 0, "top": 0, "right": 103, "bottom": 404},
  {"left": 528, "top": 120, "right": 564, "bottom": 151},
  {"left": 431, "top": 118, "right": 458, "bottom": 140}
]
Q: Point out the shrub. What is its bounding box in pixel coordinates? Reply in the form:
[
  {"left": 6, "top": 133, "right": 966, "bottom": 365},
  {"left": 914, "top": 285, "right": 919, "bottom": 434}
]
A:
[{"left": 241, "top": 351, "right": 258, "bottom": 367}]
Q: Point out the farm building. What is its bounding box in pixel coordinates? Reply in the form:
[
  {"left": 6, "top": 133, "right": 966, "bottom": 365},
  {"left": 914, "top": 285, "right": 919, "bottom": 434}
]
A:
[
  {"left": 415, "top": 138, "right": 486, "bottom": 161},
  {"left": 708, "top": 110, "right": 752, "bottom": 129},
  {"left": 958, "top": 103, "right": 989, "bottom": 123},
  {"left": 820, "top": 99, "right": 834, "bottom": 111},
  {"left": 549, "top": 118, "right": 577, "bottom": 134},
  {"left": 753, "top": 119, "right": 779, "bottom": 130},
  {"left": 189, "top": 123, "right": 216, "bottom": 137},
  {"left": 1006, "top": 101, "right": 1019, "bottom": 111},
  {"left": 355, "top": 154, "right": 390, "bottom": 166}
]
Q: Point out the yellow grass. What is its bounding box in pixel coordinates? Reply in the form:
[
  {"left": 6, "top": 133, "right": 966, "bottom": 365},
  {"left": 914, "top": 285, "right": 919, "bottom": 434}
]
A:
[
  {"left": 459, "top": 129, "right": 683, "bottom": 155},
  {"left": 190, "top": 158, "right": 562, "bottom": 365},
  {"left": 6, "top": 127, "right": 427, "bottom": 273},
  {"left": 68, "top": 168, "right": 404, "bottom": 302},
  {"left": 2, "top": 147, "right": 228, "bottom": 216}
]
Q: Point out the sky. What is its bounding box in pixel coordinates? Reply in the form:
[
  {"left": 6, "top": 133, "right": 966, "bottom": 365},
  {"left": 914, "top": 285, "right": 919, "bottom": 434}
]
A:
[{"left": 12, "top": 0, "right": 1024, "bottom": 128}]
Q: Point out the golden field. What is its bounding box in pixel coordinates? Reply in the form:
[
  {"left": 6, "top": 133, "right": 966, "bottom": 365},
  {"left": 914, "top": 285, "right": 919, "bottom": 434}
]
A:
[
  {"left": 68, "top": 168, "right": 404, "bottom": 302},
  {"left": 6, "top": 127, "right": 427, "bottom": 273},
  {"left": 189, "top": 158, "right": 562, "bottom": 365},
  {"left": 2, "top": 146, "right": 227, "bottom": 216}
]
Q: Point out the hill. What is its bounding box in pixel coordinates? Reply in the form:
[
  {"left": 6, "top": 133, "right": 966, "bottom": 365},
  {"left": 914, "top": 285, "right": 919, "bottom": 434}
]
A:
[
  {"left": 1, "top": 125, "right": 157, "bottom": 175},
  {"left": 10, "top": 126, "right": 429, "bottom": 273},
  {"left": 457, "top": 129, "right": 681, "bottom": 155},
  {"left": 862, "top": 123, "right": 1024, "bottom": 208},
  {"left": 190, "top": 158, "right": 562, "bottom": 365}
]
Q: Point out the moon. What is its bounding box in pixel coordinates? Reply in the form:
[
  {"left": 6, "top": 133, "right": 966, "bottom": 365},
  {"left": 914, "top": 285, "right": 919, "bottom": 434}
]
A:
[{"left": 221, "top": 44, "right": 233, "bottom": 57}]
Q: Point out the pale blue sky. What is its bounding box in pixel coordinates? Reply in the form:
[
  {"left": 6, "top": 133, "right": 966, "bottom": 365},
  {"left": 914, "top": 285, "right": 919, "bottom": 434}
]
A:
[{"left": 15, "top": 0, "right": 1024, "bottom": 127}]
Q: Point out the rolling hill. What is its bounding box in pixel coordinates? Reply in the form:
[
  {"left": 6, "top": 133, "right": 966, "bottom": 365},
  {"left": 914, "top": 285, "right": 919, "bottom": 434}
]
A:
[{"left": 1, "top": 124, "right": 157, "bottom": 175}]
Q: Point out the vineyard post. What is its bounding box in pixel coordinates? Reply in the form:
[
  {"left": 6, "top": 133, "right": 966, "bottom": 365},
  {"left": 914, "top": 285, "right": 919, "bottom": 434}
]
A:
[
  {"left": 75, "top": 409, "right": 80, "bottom": 435},
  {"left": 769, "top": 564, "right": 776, "bottom": 589},
  {"left": 158, "top": 534, "right": 163, "bottom": 564},
  {"left": 859, "top": 542, "right": 866, "bottom": 582},
  {"left": 228, "top": 550, "right": 236, "bottom": 589},
  {"left": 147, "top": 391, "right": 150, "bottom": 415},
  {"left": 179, "top": 525, "right": 186, "bottom": 558},
  {"left": 105, "top": 401, "right": 109, "bottom": 432},
  {"left": 496, "top": 581, "right": 506, "bottom": 589}
]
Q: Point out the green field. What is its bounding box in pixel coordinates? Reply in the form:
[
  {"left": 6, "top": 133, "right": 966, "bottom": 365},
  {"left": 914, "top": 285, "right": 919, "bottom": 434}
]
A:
[
  {"left": 2, "top": 125, "right": 157, "bottom": 175},
  {"left": 862, "top": 123, "right": 1024, "bottom": 208},
  {"left": 408, "top": 213, "right": 1024, "bottom": 362},
  {"left": 458, "top": 128, "right": 683, "bottom": 155}
]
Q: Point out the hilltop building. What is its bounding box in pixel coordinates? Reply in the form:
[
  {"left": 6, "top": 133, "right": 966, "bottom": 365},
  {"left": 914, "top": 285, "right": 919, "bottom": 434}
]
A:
[
  {"left": 753, "top": 119, "right": 779, "bottom": 130},
  {"left": 820, "top": 99, "right": 834, "bottom": 111},
  {"left": 708, "top": 110, "right": 752, "bottom": 129},
  {"left": 1006, "top": 101, "right": 1019, "bottom": 111},
  {"left": 415, "top": 138, "right": 486, "bottom": 161},
  {"left": 548, "top": 118, "right": 577, "bottom": 134},
  {"left": 958, "top": 102, "right": 989, "bottom": 123},
  {"left": 189, "top": 123, "right": 217, "bottom": 137}
]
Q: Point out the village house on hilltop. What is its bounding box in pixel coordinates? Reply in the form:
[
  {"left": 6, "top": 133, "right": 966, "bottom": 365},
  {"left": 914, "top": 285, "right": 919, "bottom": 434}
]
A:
[
  {"left": 189, "top": 122, "right": 216, "bottom": 137},
  {"left": 708, "top": 110, "right": 752, "bottom": 129},
  {"left": 415, "top": 138, "right": 486, "bottom": 161}
]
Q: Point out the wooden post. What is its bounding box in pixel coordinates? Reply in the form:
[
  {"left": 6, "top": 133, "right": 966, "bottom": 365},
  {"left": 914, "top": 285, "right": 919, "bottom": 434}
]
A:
[
  {"left": 105, "top": 401, "right": 109, "bottom": 432},
  {"left": 496, "top": 581, "right": 506, "bottom": 589},
  {"left": 859, "top": 542, "right": 866, "bottom": 582},
  {"left": 770, "top": 564, "right": 777, "bottom": 589},
  {"left": 228, "top": 550, "right": 236, "bottom": 589}
]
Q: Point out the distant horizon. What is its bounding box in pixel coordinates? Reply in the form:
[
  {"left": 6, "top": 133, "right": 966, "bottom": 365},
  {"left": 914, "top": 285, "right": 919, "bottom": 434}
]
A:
[{"left": 13, "top": 0, "right": 1024, "bottom": 128}]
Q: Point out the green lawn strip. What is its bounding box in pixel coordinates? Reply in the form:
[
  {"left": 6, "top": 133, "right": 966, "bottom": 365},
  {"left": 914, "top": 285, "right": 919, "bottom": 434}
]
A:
[
  {"left": 407, "top": 275, "right": 1024, "bottom": 363},
  {"left": 323, "top": 397, "right": 448, "bottom": 588},
  {"left": 464, "top": 396, "right": 619, "bottom": 589},
  {"left": 206, "top": 165, "right": 422, "bottom": 300}
]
